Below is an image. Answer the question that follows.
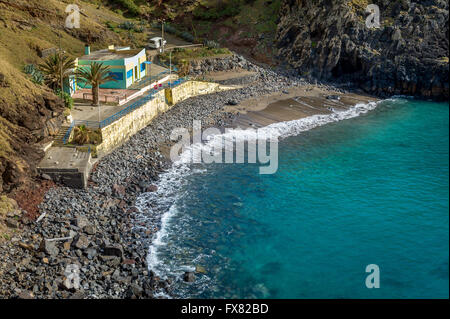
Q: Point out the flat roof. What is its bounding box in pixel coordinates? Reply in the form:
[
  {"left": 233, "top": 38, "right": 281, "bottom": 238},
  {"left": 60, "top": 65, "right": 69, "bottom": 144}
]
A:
[{"left": 80, "top": 48, "right": 144, "bottom": 61}]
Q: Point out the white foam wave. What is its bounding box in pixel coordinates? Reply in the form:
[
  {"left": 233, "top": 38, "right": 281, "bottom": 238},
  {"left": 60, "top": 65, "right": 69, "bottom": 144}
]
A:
[
  {"left": 136, "top": 100, "right": 381, "bottom": 290},
  {"left": 176, "top": 101, "right": 379, "bottom": 165}
]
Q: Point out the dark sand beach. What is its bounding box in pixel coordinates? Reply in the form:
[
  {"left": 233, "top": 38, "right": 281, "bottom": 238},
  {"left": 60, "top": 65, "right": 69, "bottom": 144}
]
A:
[{"left": 225, "top": 85, "right": 378, "bottom": 129}]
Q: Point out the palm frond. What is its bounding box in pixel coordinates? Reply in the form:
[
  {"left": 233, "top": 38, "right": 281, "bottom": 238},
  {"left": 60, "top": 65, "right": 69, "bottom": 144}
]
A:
[{"left": 39, "top": 53, "right": 75, "bottom": 91}]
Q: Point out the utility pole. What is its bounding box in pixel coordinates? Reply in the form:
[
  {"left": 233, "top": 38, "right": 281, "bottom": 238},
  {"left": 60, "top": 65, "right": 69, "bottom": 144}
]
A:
[
  {"left": 161, "top": 19, "right": 165, "bottom": 53},
  {"left": 58, "top": 31, "right": 64, "bottom": 94},
  {"left": 169, "top": 50, "right": 172, "bottom": 88}
]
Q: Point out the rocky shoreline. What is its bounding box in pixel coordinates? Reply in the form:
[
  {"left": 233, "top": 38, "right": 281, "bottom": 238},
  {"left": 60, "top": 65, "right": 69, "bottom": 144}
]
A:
[{"left": 1, "top": 55, "right": 335, "bottom": 299}]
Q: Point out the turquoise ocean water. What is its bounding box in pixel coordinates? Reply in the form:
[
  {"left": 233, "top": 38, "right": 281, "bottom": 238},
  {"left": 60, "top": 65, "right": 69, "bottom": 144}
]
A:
[{"left": 137, "top": 98, "right": 449, "bottom": 299}]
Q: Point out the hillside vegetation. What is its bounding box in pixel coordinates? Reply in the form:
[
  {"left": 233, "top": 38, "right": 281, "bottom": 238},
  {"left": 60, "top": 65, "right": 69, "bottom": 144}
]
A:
[{"left": 97, "top": 0, "right": 282, "bottom": 64}]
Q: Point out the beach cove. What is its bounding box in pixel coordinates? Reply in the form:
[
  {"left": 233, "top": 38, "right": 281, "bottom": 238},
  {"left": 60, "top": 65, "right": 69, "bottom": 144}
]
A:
[{"left": 0, "top": 55, "right": 447, "bottom": 299}]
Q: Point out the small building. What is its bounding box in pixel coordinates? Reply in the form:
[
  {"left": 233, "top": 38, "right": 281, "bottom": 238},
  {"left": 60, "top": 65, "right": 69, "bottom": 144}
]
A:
[
  {"left": 75, "top": 44, "right": 148, "bottom": 90},
  {"left": 148, "top": 37, "right": 167, "bottom": 50}
]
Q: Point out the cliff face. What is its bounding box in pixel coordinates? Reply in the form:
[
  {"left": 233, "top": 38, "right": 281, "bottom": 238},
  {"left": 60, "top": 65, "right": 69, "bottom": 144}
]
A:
[
  {"left": 276, "top": 0, "right": 449, "bottom": 99},
  {"left": 0, "top": 90, "right": 65, "bottom": 194}
]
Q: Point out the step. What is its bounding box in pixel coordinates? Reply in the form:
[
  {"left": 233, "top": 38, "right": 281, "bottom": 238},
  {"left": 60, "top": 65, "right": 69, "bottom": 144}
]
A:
[{"left": 53, "top": 126, "right": 72, "bottom": 146}]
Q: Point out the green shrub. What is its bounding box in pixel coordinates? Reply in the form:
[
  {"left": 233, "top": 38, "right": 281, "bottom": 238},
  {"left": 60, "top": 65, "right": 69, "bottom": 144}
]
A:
[
  {"left": 112, "top": 0, "right": 140, "bottom": 16},
  {"left": 204, "top": 40, "right": 220, "bottom": 49},
  {"left": 180, "top": 31, "right": 195, "bottom": 42},
  {"left": 164, "top": 24, "right": 177, "bottom": 35},
  {"left": 119, "top": 21, "right": 137, "bottom": 31},
  {"left": 159, "top": 47, "right": 232, "bottom": 65},
  {"left": 56, "top": 90, "right": 74, "bottom": 109},
  {"left": 153, "top": 22, "right": 195, "bottom": 42},
  {"left": 105, "top": 21, "right": 116, "bottom": 31},
  {"left": 23, "top": 64, "right": 44, "bottom": 85},
  {"left": 193, "top": 0, "right": 242, "bottom": 20}
]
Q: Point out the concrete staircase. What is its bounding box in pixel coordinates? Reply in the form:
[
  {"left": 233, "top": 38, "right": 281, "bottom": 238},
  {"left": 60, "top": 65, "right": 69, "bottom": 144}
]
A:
[{"left": 52, "top": 125, "right": 72, "bottom": 147}]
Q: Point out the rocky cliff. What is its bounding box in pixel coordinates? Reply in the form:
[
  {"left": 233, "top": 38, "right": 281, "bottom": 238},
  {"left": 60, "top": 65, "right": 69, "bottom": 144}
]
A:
[
  {"left": 0, "top": 90, "right": 65, "bottom": 194},
  {"left": 276, "top": 0, "right": 449, "bottom": 99}
]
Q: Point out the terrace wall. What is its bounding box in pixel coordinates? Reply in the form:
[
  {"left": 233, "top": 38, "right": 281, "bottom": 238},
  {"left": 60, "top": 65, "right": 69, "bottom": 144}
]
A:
[{"left": 96, "top": 81, "right": 231, "bottom": 156}]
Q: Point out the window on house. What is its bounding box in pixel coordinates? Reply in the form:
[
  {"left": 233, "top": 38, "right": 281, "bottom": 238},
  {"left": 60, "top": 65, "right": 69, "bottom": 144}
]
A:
[
  {"left": 109, "top": 72, "right": 124, "bottom": 81},
  {"left": 126, "top": 69, "right": 133, "bottom": 79}
]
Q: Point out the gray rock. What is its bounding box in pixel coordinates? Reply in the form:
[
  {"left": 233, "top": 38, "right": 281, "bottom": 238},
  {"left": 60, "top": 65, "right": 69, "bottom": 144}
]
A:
[
  {"left": 183, "top": 272, "right": 195, "bottom": 283},
  {"left": 6, "top": 218, "right": 19, "bottom": 229},
  {"left": 74, "top": 216, "right": 90, "bottom": 229},
  {"left": 41, "top": 174, "right": 52, "bottom": 181},
  {"left": 69, "top": 291, "right": 85, "bottom": 299},
  {"left": 73, "top": 235, "right": 90, "bottom": 250},
  {"left": 127, "top": 283, "right": 143, "bottom": 298},
  {"left": 39, "top": 240, "right": 59, "bottom": 257},
  {"left": 99, "top": 255, "right": 121, "bottom": 267},
  {"left": 326, "top": 95, "right": 341, "bottom": 100},
  {"left": 17, "top": 290, "right": 34, "bottom": 299},
  {"left": 85, "top": 248, "right": 97, "bottom": 260},
  {"left": 84, "top": 225, "right": 96, "bottom": 235}
]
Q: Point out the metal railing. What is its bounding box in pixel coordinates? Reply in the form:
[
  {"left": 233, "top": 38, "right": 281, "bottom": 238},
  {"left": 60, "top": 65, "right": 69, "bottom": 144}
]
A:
[
  {"left": 100, "top": 78, "right": 188, "bottom": 128},
  {"left": 66, "top": 77, "right": 189, "bottom": 132},
  {"left": 62, "top": 121, "right": 75, "bottom": 145},
  {"left": 159, "top": 61, "right": 179, "bottom": 73},
  {"left": 129, "top": 69, "right": 171, "bottom": 90},
  {"left": 99, "top": 77, "right": 188, "bottom": 128},
  {"left": 74, "top": 120, "right": 102, "bottom": 129}
]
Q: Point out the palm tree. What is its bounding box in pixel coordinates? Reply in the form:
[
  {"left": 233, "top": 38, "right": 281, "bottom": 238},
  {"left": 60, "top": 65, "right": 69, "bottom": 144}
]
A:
[
  {"left": 39, "top": 53, "right": 76, "bottom": 91},
  {"left": 75, "top": 62, "right": 117, "bottom": 106}
]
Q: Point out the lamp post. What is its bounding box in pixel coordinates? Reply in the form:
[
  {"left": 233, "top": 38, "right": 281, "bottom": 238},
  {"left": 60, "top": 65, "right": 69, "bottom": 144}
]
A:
[
  {"left": 98, "top": 97, "right": 101, "bottom": 129},
  {"left": 169, "top": 50, "right": 172, "bottom": 88}
]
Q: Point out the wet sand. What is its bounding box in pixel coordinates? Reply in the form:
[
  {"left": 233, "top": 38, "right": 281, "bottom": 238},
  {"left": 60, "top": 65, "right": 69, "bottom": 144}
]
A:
[{"left": 224, "top": 85, "right": 378, "bottom": 129}]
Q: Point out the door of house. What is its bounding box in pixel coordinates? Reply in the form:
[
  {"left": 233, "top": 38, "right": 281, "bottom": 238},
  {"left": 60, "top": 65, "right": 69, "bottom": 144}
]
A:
[{"left": 134, "top": 66, "right": 138, "bottom": 81}]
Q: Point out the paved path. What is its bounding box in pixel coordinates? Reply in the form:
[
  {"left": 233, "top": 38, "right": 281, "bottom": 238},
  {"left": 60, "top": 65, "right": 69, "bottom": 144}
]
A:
[{"left": 72, "top": 67, "right": 173, "bottom": 124}]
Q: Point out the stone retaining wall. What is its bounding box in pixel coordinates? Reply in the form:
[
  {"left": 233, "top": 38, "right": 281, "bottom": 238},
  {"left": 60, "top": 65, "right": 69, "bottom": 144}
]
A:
[{"left": 96, "top": 81, "right": 232, "bottom": 156}]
